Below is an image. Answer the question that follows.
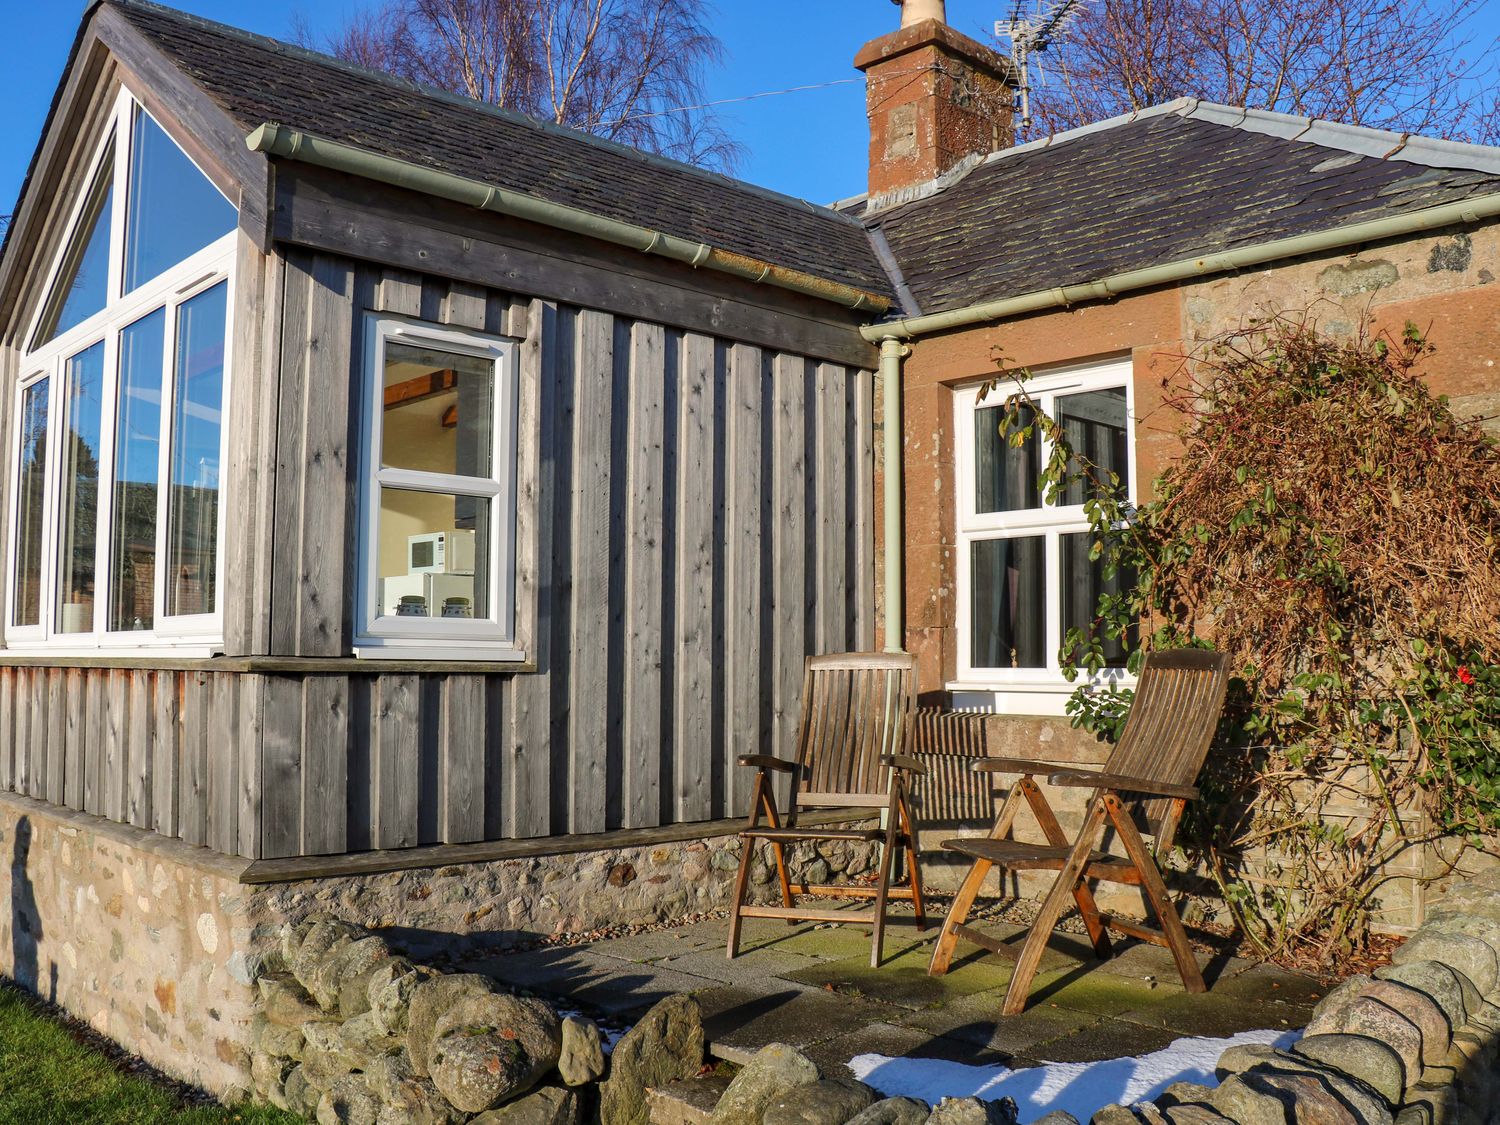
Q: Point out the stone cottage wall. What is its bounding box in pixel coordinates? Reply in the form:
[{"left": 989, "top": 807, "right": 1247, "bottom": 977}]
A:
[
  {"left": 0, "top": 791, "right": 261, "bottom": 1096},
  {"left": 0, "top": 790, "right": 873, "bottom": 1100}
]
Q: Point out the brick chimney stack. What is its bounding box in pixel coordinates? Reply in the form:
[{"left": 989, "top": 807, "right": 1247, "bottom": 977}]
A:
[{"left": 855, "top": 0, "right": 1015, "bottom": 204}]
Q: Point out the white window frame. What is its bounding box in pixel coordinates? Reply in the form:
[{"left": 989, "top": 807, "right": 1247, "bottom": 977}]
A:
[
  {"left": 950, "top": 356, "right": 1137, "bottom": 714},
  {"left": 5, "top": 87, "right": 236, "bottom": 655},
  {"left": 355, "top": 315, "right": 522, "bottom": 662}
]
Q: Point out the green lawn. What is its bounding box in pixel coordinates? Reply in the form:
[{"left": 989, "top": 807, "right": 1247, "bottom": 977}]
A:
[{"left": 0, "top": 985, "right": 302, "bottom": 1125}]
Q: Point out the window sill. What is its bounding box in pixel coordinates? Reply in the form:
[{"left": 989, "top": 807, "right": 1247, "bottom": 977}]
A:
[
  {"left": 947, "top": 673, "right": 1134, "bottom": 717},
  {"left": 0, "top": 643, "right": 222, "bottom": 661},
  {"left": 353, "top": 642, "right": 529, "bottom": 664}
]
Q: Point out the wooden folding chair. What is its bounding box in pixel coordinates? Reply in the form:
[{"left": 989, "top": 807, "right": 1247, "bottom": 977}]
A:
[
  {"left": 726, "top": 652, "right": 925, "bottom": 968},
  {"left": 928, "top": 649, "right": 1230, "bottom": 1015}
]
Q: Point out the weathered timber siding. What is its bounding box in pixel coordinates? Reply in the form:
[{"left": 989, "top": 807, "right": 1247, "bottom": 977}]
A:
[
  {"left": 260, "top": 252, "right": 873, "bottom": 856},
  {"left": 0, "top": 250, "right": 875, "bottom": 861}
]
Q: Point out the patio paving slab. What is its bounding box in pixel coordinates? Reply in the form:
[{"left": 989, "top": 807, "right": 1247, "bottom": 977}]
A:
[
  {"left": 782, "top": 946, "right": 1018, "bottom": 1010},
  {"left": 804, "top": 1021, "right": 999, "bottom": 1079},
  {"left": 656, "top": 946, "right": 828, "bottom": 988},
  {"left": 1028, "top": 1017, "right": 1185, "bottom": 1064},
  {"left": 696, "top": 984, "right": 896, "bottom": 1065},
  {"left": 897, "top": 987, "right": 1101, "bottom": 1059}
]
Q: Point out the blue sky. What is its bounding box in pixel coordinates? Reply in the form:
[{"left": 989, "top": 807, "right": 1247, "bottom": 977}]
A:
[
  {"left": 2, "top": 0, "right": 1011, "bottom": 216},
  {"left": 4, "top": 0, "right": 1500, "bottom": 217}
]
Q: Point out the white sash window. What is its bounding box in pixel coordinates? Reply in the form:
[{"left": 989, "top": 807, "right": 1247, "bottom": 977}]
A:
[{"left": 952, "top": 357, "right": 1137, "bottom": 713}]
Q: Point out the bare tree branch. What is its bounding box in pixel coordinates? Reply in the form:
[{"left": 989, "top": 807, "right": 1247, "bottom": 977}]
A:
[
  {"left": 1024, "top": 0, "right": 1500, "bottom": 144},
  {"left": 297, "top": 0, "right": 742, "bottom": 171}
]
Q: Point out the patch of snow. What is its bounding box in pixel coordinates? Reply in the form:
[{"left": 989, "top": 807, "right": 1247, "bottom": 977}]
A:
[{"left": 848, "top": 1028, "right": 1301, "bottom": 1124}]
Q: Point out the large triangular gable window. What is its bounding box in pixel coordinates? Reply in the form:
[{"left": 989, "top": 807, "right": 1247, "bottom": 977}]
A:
[
  {"left": 9, "top": 90, "right": 237, "bottom": 653},
  {"left": 33, "top": 148, "right": 114, "bottom": 348},
  {"left": 124, "top": 105, "right": 235, "bottom": 293}
]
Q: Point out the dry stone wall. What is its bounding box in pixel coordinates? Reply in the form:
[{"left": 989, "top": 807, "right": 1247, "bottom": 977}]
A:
[{"left": 1079, "top": 868, "right": 1500, "bottom": 1124}]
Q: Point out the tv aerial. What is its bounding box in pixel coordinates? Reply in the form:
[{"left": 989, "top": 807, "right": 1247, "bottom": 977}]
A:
[{"left": 995, "top": 0, "right": 1090, "bottom": 130}]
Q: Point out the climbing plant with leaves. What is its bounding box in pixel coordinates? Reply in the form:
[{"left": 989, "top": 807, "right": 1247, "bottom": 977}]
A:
[{"left": 982, "top": 315, "right": 1500, "bottom": 965}]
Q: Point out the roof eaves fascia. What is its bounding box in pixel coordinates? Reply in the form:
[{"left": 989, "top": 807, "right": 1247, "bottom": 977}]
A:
[
  {"left": 249, "top": 123, "right": 892, "bottom": 314},
  {"left": 106, "top": 0, "right": 868, "bottom": 231},
  {"left": 862, "top": 187, "right": 1500, "bottom": 341}
]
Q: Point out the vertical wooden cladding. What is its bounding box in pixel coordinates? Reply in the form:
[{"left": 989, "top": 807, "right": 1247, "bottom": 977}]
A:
[
  {"left": 0, "top": 256, "right": 874, "bottom": 861},
  {"left": 0, "top": 666, "right": 248, "bottom": 853}
]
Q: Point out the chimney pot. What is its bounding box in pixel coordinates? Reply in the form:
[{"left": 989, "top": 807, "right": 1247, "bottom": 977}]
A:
[{"left": 895, "top": 0, "right": 947, "bottom": 27}]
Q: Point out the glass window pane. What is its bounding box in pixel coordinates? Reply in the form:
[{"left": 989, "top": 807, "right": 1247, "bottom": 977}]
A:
[
  {"left": 382, "top": 342, "right": 494, "bottom": 477},
  {"left": 34, "top": 156, "right": 113, "bottom": 347},
  {"left": 164, "top": 283, "right": 226, "bottom": 618},
  {"left": 57, "top": 342, "right": 107, "bottom": 634},
  {"left": 12, "top": 379, "right": 50, "bottom": 628},
  {"left": 974, "top": 400, "right": 1041, "bottom": 513},
  {"left": 124, "top": 108, "right": 235, "bottom": 292},
  {"left": 971, "top": 536, "right": 1045, "bottom": 669},
  {"left": 376, "top": 488, "right": 490, "bottom": 621},
  {"left": 110, "top": 308, "right": 166, "bottom": 632},
  {"left": 1056, "top": 387, "right": 1129, "bottom": 505},
  {"left": 1061, "top": 532, "right": 1137, "bottom": 667}
]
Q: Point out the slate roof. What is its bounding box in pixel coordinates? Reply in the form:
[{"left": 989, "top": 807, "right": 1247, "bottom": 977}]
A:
[
  {"left": 869, "top": 101, "right": 1500, "bottom": 317},
  {"left": 106, "top": 0, "right": 893, "bottom": 301}
]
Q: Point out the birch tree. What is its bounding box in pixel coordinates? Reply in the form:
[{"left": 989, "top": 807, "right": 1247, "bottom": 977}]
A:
[
  {"left": 1025, "top": 0, "right": 1500, "bottom": 143},
  {"left": 300, "top": 0, "right": 739, "bottom": 169}
]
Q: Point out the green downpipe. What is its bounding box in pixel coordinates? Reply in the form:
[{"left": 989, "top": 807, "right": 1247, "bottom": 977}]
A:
[{"left": 879, "top": 336, "right": 907, "bottom": 654}]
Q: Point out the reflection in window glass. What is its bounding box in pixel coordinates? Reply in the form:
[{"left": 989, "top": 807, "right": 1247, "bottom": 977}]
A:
[
  {"left": 974, "top": 400, "right": 1041, "bottom": 513},
  {"left": 57, "top": 343, "right": 107, "bottom": 633},
  {"left": 971, "top": 536, "right": 1045, "bottom": 669},
  {"left": 381, "top": 342, "right": 494, "bottom": 477},
  {"left": 376, "top": 488, "right": 490, "bottom": 621},
  {"left": 13, "top": 379, "right": 50, "bottom": 628},
  {"left": 35, "top": 158, "right": 113, "bottom": 348},
  {"left": 165, "top": 283, "right": 226, "bottom": 618},
  {"left": 111, "top": 309, "right": 166, "bottom": 631},
  {"left": 124, "top": 108, "right": 235, "bottom": 293},
  {"left": 1061, "top": 532, "right": 1136, "bottom": 667},
  {"left": 1057, "top": 387, "right": 1129, "bottom": 505}
]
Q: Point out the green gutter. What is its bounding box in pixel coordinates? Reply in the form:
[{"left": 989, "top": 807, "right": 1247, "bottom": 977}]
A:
[
  {"left": 246, "top": 123, "right": 891, "bottom": 315},
  {"left": 862, "top": 190, "right": 1500, "bottom": 340}
]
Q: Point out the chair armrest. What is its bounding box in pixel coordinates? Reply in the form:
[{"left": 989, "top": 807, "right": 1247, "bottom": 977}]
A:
[
  {"left": 971, "top": 757, "right": 1074, "bottom": 777},
  {"left": 1048, "top": 770, "right": 1199, "bottom": 800},
  {"left": 880, "top": 753, "right": 928, "bottom": 776},
  {"left": 738, "top": 754, "right": 797, "bottom": 774}
]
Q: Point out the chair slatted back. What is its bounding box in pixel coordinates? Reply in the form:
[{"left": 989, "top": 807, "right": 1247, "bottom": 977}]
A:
[
  {"left": 790, "top": 653, "right": 918, "bottom": 811},
  {"left": 1102, "top": 649, "right": 1229, "bottom": 844}
]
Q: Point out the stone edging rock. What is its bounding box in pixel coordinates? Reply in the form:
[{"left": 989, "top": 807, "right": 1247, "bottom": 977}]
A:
[
  {"left": 250, "top": 916, "right": 706, "bottom": 1125},
  {"left": 1083, "top": 867, "right": 1500, "bottom": 1125}
]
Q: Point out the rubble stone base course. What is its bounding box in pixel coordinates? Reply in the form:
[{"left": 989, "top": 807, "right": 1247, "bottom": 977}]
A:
[{"left": 0, "top": 790, "right": 870, "bottom": 1101}]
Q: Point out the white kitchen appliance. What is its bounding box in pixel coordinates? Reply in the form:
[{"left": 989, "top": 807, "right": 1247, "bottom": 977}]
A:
[{"left": 407, "top": 530, "right": 476, "bottom": 575}]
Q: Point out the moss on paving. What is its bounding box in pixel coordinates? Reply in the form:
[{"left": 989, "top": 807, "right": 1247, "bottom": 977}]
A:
[{"left": 0, "top": 985, "right": 299, "bottom": 1125}]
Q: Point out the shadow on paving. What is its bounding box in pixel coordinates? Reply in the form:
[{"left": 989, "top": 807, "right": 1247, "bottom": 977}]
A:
[{"left": 465, "top": 903, "right": 1326, "bottom": 1077}]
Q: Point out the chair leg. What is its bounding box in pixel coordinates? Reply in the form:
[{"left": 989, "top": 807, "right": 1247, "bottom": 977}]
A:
[
  {"left": 928, "top": 856, "right": 991, "bottom": 976},
  {"left": 930, "top": 778, "right": 1027, "bottom": 977},
  {"left": 760, "top": 788, "right": 795, "bottom": 912},
  {"left": 726, "top": 773, "right": 769, "bottom": 960},
  {"left": 869, "top": 805, "right": 901, "bottom": 969},
  {"left": 1104, "top": 794, "right": 1206, "bottom": 994},
  {"left": 899, "top": 793, "right": 927, "bottom": 931},
  {"left": 1020, "top": 778, "right": 1112, "bottom": 960},
  {"left": 1001, "top": 799, "right": 1109, "bottom": 1016}
]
